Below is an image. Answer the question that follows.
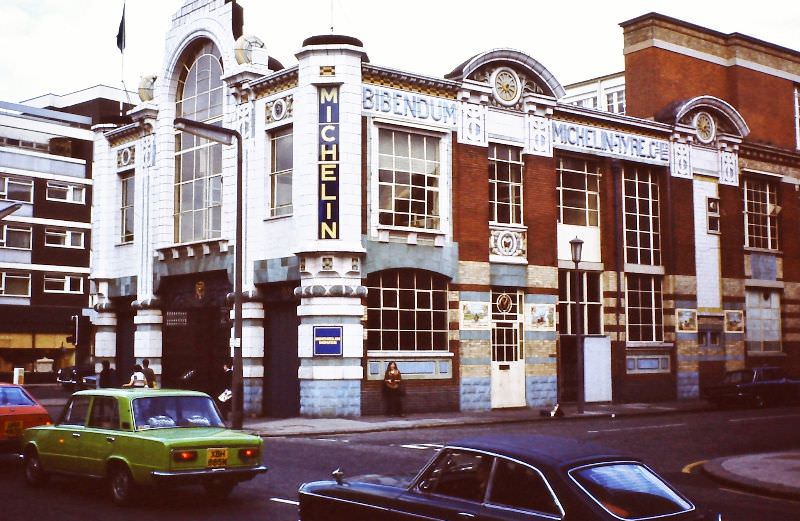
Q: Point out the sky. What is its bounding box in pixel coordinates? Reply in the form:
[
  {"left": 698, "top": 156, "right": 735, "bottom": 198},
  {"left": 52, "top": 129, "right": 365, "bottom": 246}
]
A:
[{"left": 0, "top": 1, "right": 798, "bottom": 104}]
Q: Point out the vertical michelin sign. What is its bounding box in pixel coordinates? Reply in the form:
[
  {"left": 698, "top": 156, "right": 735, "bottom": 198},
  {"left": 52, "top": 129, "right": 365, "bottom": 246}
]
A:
[{"left": 319, "top": 86, "right": 340, "bottom": 239}]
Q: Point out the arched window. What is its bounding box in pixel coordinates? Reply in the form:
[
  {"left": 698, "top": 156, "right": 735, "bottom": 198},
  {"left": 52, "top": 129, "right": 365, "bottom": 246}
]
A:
[
  {"left": 366, "top": 269, "right": 449, "bottom": 351},
  {"left": 174, "top": 40, "right": 224, "bottom": 243}
]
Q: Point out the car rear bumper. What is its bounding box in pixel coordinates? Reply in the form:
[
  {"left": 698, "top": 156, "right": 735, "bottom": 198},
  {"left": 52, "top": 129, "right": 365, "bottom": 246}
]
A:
[{"left": 151, "top": 465, "right": 267, "bottom": 484}]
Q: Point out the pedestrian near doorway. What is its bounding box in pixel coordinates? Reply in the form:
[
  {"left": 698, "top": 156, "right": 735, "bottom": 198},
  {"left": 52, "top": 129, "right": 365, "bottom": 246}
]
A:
[
  {"left": 98, "top": 360, "right": 117, "bottom": 388},
  {"left": 142, "top": 359, "right": 156, "bottom": 388},
  {"left": 217, "top": 361, "right": 234, "bottom": 420},
  {"left": 122, "top": 364, "right": 147, "bottom": 388},
  {"left": 383, "top": 361, "right": 404, "bottom": 416}
]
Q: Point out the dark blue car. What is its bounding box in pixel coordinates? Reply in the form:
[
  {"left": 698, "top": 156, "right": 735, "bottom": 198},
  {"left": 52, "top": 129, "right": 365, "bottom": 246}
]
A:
[{"left": 299, "top": 434, "right": 718, "bottom": 520}]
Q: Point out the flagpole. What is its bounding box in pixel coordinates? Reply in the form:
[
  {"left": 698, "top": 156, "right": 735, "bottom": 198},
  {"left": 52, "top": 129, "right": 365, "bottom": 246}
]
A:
[{"left": 117, "top": 2, "right": 130, "bottom": 109}]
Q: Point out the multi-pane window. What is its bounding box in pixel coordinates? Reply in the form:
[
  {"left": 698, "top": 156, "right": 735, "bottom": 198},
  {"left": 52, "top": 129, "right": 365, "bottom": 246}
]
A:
[
  {"left": 174, "top": 41, "right": 224, "bottom": 243},
  {"left": 744, "top": 178, "right": 778, "bottom": 250},
  {"left": 491, "top": 290, "right": 522, "bottom": 363},
  {"left": 489, "top": 144, "right": 523, "bottom": 225},
  {"left": 366, "top": 270, "right": 448, "bottom": 351},
  {"left": 43, "top": 274, "right": 83, "bottom": 294},
  {"left": 626, "top": 274, "right": 663, "bottom": 342},
  {"left": 0, "top": 224, "right": 32, "bottom": 250},
  {"left": 46, "top": 181, "right": 85, "bottom": 204},
  {"left": 269, "top": 127, "right": 292, "bottom": 217},
  {"left": 0, "top": 271, "right": 31, "bottom": 297},
  {"left": 626, "top": 354, "right": 670, "bottom": 374},
  {"left": 377, "top": 128, "right": 440, "bottom": 230},
  {"left": 558, "top": 270, "right": 602, "bottom": 335},
  {"left": 120, "top": 172, "right": 134, "bottom": 243},
  {"left": 0, "top": 175, "right": 33, "bottom": 203},
  {"left": 623, "top": 166, "right": 661, "bottom": 265},
  {"left": 44, "top": 228, "right": 84, "bottom": 249},
  {"left": 557, "top": 156, "right": 600, "bottom": 226},
  {"left": 745, "top": 289, "right": 781, "bottom": 353},
  {"left": 576, "top": 97, "right": 597, "bottom": 109},
  {"left": 606, "top": 90, "right": 626, "bottom": 114}
]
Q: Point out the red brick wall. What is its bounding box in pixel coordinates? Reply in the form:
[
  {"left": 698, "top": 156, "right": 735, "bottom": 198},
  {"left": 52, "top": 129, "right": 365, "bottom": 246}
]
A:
[
  {"left": 718, "top": 183, "right": 745, "bottom": 279},
  {"left": 664, "top": 177, "right": 696, "bottom": 276},
  {"left": 452, "top": 137, "right": 490, "bottom": 262},
  {"left": 599, "top": 160, "right": 621, "bottom": 272},
  {"left": 625, "top": 48, "right": 798, "bottom": 148},
  {"left": 625, "top": 48, "right": 729, "bottom": 119},
  {"left": 779, "top": 181, "right": 800, "bottom": 282},
  {"left": 524, "top": 154, "right": 558, "bottom": 266}
]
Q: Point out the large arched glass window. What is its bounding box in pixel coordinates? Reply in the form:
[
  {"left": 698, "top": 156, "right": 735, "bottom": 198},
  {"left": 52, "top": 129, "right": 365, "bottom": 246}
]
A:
[{"left": 174, "top": 40, "right": 224, "bottom": 243}]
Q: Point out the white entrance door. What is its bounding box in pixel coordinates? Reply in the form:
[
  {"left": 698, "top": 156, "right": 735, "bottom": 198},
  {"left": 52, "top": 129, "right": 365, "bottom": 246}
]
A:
[
  {"left": 584, "top": 336, "right": 612, "bottom": 402},
  {"left": 490, "top": 292, "right": 526, "bottom": 408}
]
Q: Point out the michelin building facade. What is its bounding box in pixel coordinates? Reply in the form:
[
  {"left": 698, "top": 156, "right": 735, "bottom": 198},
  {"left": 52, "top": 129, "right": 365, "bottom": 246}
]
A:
[{"left": 89, "top": 0, "right": 800, "bottom": 416}]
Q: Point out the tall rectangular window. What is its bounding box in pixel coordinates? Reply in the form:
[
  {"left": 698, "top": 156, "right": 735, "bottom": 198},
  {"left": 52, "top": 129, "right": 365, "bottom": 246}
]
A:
[
  {"left": 606, "top": 90, "right": 626, "bottom": 114},
  {"left": 558, "top": 270, "right": 602, "bottom": 335},
  {"left": 46, "top": 181, "right": 85, "bottom": 204},
  {"left": 488, "top": 144, "right": 523, "bottom": 225},
  {"left": 746, "top": 289, "right": 781, "bottom": 353},
  {"left": 0, "top": 224, "right": 32, "bottom": 250},
  {"left": 626, "top": 274, "right": 663, "bottom": 342},
  {"left": 557, "top": 156, "right": 600, "bottom": 226},
  {"left": 0, "top": 175, "right": 33, "bottom": 203},
  {"left": 377, "top": 128, "right": 440, "bottom": 230},
  {"left": 0, "top": 271, "right": 31, "bottom": 297},
  {"left": 269, "top": 127, "right": 293, "bottom": 217},
  {"left": 744, "top": 178, "right": 778, "bottom": 250},
  {"left": 120, "top": 172, "right": 134, "bottom": 243},
  {"left": 44, "top": 228, "right": 84, "bottom": 249},
  {"left": 623, "top": 166, "right": 661, "bottom": 265}
]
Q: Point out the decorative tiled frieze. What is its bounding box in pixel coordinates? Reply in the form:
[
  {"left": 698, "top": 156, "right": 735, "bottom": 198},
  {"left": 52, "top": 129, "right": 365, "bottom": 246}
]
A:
[
  {"left": 116, "top": 145, "right": 135, "bottom": 170},
  {"left": 670, "top": 141, "right": 692, "bottom": 178},
  {"left": 718, "top": 150, "right": 739, "bottom": 186},
  {"left": 265, "top": 94, "right": 293, "bottom": 124},
  {"left": 458, "top": 102, "right": 487, "bottom": 146},
  {"left": 490, "top": 227, "right": 527, "bottom": 260}
]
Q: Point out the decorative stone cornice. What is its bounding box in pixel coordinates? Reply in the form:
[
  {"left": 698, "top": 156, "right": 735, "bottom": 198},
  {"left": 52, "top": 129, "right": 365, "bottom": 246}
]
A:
[
  {"left": 248, "top": 66, "right": 299, "bottom": 100},
  {"left": 293, "top": 285, "right": 368, "bottom": 299},
  {"left": 362, "top": 64, "right": 459, "bottom": 99}
]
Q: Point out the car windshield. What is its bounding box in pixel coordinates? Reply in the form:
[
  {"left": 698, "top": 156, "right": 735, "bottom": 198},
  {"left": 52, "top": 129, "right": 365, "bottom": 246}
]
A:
[
  {"left": 132, "top": 396, "right": 224, "bottom": 430},
  {"left": 571, "top": 463, "right": 692, "bottom": 520},
  {"left": 723, "top": 370, "right": 753, "bottom": 384},
  {"left": 0, "top": 386, "right": 36, "bottom": 406}
]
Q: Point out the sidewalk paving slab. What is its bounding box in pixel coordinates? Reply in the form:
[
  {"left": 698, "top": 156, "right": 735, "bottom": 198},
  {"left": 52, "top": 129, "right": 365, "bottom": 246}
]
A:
[{"left": 703, "top": 452, "right": 800, "bottom": 500}]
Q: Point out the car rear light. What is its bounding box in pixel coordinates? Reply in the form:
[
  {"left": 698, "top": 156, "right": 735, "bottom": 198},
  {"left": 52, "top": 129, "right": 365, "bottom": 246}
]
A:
[
  {"left": 238, "top": 447, "right": 259, "bottom": 460},
  {"left": 172, "top": 450, "right": 198, "bottom": 462}
]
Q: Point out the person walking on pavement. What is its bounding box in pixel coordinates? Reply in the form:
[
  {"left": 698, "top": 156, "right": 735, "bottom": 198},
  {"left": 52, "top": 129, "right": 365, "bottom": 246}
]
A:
[
  {"left": 142, "top": 358, "right": 156, "bottom": 388},
  {"left": 218, "top": 361, "right": 234, "bottom": 420},
  {"left": 383, "top": 361, "right": 404, "bottom": 416},
  {"left": 98, "top": 360, "right": 117, "bottom": 388},
  {"left": 122, "top": 364, "right": 147, "bottom": 388}
]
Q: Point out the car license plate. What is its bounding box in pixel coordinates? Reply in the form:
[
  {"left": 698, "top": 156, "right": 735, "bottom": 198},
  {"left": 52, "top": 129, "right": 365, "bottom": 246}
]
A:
[
  {"left": 4, "top": 420, "right": 23, "bottom": 438},
  {"left": 207, "top": 448, "right": 228, "bottom": 468}
]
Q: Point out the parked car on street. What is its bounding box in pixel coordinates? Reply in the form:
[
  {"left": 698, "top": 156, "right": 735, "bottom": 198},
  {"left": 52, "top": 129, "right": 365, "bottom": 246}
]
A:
[
  {"left": 21, "top": 388, "right": 266, "bottom": 505},
  {"left": 56, "top": 364, "right": 96, "bottom": 391},
  {"left": 703, "top": 366, "right": 800, "bottom": 408},
  {"left": 0, "top": 383, "right": 51, "bottom": 453},
  {"left": 299, "top": 434, "right": 719, "bottom": 520}
]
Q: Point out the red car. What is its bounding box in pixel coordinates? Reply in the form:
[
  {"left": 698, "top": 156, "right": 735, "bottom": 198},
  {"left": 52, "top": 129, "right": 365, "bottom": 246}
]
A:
[{"left": 0, "top": 383, "right": 51, "bottom": 453}]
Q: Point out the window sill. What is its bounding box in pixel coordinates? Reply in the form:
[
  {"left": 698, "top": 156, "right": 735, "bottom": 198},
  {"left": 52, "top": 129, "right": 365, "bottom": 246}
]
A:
[
  {"left": 264, "top": 213, "right": 292, "bottom": 222},
  {"left": 743, "top": 247, "right": 782, "bottom": 255},
  {"left": 367, "top": 350, "right": 453, "bottom": 358},
  {"left": 746, "top": 351, "right": 785, "bottom": 357},
  {"left": 626, "top": 342, "right": 673, "bottom": 349}
]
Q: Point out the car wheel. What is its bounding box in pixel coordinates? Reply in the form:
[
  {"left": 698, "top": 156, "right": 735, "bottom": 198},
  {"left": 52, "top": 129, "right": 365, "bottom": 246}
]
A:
[
  {"left": 108, "top": 464, "right": 138, "bottom": 506},
  {"left": 24, "top": 449, "right": 48, "bottom": 487},
  {"left": 203, "top": 479, "right": 236, "bottom": 500}
]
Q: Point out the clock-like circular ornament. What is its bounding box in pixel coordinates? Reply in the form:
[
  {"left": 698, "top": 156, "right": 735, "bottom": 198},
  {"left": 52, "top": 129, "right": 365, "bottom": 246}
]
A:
[
  {"left": 694, "top": 111, "right": 716, "bottom": 144},
  {"left": 492, "top": 67, "right": 521, "bottom": 106}
]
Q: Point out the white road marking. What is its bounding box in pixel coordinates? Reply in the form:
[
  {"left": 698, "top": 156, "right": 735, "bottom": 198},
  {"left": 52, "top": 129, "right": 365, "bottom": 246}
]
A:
[
  {"left": 270, "top": 498, "right": 300, "bottom": 506},
  {"left": 400, "top": 443, "right": 444, "bottom": 450},
  {"left": 728, "top": 414, "right": 800, "bottom": 423},
  {"left": 587, "top": 422, "right": 686, "bottom": 433}
]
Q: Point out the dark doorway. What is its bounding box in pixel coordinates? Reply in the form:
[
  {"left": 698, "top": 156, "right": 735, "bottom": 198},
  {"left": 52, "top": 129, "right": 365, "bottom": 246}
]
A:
[
  {"left": 558, "top": 336, "right": 578, "bottom": 402},
  {"left": 162, "top": 307, "right": 230, "bottom": 395},
  {"left": 264, "top": 297, "right": 300, "bottom": 417},
  {"left": 114, "top": 298, "right": 135, "bottom": 379}
]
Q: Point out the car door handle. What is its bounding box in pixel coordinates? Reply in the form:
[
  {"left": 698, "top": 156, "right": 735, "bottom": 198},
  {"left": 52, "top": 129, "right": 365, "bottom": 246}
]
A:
[
  {"left": 106, "top": 436, "right": 116, "bottom": 443},
  {"left": 457, "top": 513, "right": 475, "bottom": 519},
  {"left": 71, "top": 433, "right": 81, "bottom": 438}
]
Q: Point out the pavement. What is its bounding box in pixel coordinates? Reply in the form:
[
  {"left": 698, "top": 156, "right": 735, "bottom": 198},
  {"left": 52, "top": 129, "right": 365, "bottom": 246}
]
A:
[{"left": 24, "top": 384, "right": 800, "bottom": 500}]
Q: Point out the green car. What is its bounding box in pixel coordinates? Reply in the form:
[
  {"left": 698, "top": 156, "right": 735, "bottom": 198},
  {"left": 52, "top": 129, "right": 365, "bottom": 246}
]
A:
[{"left": 21, "top": 388, "right": 267, "bottom": 505}]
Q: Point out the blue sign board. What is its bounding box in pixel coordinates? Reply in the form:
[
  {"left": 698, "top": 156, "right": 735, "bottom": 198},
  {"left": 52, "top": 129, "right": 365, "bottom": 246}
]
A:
[{"left": 313, "top": 326, "right": 343, "bottom": 356}]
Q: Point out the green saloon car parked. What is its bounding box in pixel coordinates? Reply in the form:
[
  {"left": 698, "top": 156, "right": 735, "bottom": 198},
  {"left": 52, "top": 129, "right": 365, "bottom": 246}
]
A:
[{"left": 21, "top": 388, "right": 267, "bottom": 505}]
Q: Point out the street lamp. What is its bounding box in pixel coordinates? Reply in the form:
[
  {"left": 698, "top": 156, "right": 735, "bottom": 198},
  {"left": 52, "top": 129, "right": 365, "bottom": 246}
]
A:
[
  {"left": 0, "top": 203, "right": 22, "bottom": 222},
  {"left": 174, "top": 117, "right": 244, "bottom": 429},
  {"left": 569, "top": 236, "right": 585, "bottom": 414}
]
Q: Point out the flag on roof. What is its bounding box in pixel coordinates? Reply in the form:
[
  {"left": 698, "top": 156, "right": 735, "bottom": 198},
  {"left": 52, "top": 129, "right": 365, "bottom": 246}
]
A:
[{"left": 116, "top": 5, "right": 126, "bottom": 53}]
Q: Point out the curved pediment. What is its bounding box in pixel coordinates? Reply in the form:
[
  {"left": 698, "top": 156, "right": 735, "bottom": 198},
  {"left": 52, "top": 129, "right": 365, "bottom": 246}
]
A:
[
  {"left": 657, "top": 95, "right": 750, "bottom": 138},
  {"left": 446, "top": 48, "right": 565, "bottom": 100}
]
